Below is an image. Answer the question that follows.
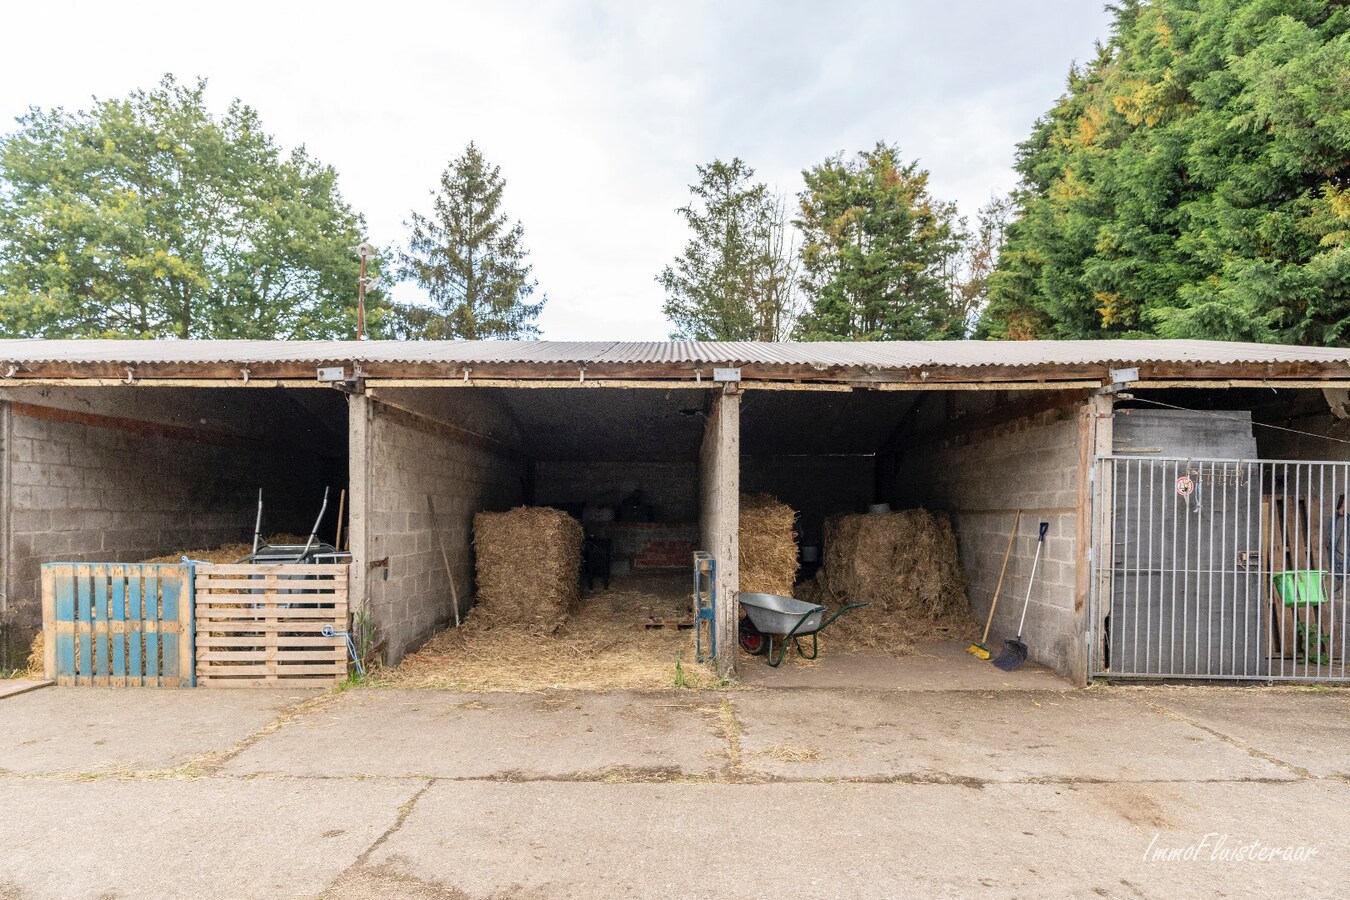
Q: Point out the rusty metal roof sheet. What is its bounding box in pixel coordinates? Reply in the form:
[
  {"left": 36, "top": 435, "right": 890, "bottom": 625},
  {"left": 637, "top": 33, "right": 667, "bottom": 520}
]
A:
[{"left": 1, "top": 338, "right": 1348, "bottom": 369}]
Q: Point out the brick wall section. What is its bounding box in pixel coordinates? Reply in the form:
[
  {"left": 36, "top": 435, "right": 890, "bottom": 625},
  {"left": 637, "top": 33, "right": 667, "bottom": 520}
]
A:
[
  {"left": 361, "top": 390, "right": 526, "bottom": 663},
  {"left": 883, "top": 395, "right": 1087, "bottom": 676},
  {"left": 0, "top": 386, "right": 343, "bottom": 667}
]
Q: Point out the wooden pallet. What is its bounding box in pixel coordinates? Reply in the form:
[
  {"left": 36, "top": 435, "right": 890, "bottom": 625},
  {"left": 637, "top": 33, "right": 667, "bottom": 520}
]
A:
[
  {"left": 195, "top": 563, "right": 349, "bottom": 687},
  {"left": 639, "top": 615, "right": 694, "bottom": 631}
]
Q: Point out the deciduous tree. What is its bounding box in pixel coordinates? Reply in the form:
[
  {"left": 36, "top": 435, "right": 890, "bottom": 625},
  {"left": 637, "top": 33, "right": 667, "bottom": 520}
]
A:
[{"left": 0, "top": 75, "right": 380, "bottom": 339}]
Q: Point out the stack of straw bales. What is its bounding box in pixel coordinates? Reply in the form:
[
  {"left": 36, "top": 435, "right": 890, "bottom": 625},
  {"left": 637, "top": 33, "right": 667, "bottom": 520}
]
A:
[
  {"left": 473, "top": 506, "right": 583, "bottom": 630},
  {"left": 739, "top": 493, "right": 799, "bottom": 596},
  {"left": 812, "top": 508, "right": 973, "bottom": 651}
]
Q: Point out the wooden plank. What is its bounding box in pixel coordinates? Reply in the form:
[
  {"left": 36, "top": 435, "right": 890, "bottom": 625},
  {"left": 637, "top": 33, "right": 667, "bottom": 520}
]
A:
[
  {"left": 195, "top": 582, "right": 347, "bottom": 595},
  {"left": 160, "top": 567, "right": 182, "bottom": 685},
  {"left": 195, "top": 621, "right": 339, "bottom": 634},
  {"left": 144, "top": 569, "right": 160, "bottom": 685},
  {"left": 51, "top": 619, "right": 176, "bottom": 634},
  {"left": 76, "top": 565, "right": 92, "bottom": 686},
  {"left": 195, "top": 607, "right": 345, "bottom": 621},
  {"left": 127, "top": 569, "right": 143, "bottom": 685},
  {"left": 198, "top": 650, "right": 347, "bottom": 662},
  {"left": 41, "top": 567, "right": 56, "bottom": 680},
  {"left": 197, "top": 564, "right": 350, "bottom": 577},
  {"left": 110, "top": 566, "right": 127, "bottom": 687},
  {"left": 93, "top": 572, "right": 109, "bottom": 685},
  {"left": 195, "top": 663, "right": 345, "bottom": 676},
  {"left": 196, "top": 635, "right": 343, "bottom": 648},
  {"left": 183, "top": 565, "right": 196, "bottom": 688}
]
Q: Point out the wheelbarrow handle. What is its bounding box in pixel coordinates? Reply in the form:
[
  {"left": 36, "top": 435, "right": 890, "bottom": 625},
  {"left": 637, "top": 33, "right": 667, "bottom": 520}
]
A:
[
  {"left": 818, "top": 600, "right": 871, "bottom": 632},
  {"left": 768, "top": 607, "right": 823, "bottom": 667}
]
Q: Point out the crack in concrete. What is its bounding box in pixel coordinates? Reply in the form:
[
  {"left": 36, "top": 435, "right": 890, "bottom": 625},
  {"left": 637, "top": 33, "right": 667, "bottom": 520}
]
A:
[
  {"left": 351, "top": 778, "right": 435, "bottom": 869},
  {"left": 717, "top": 696, "right": 742, "bottom": 777},
  {"left": 0, "top": 766, "right": 1321, "bottom": 788},
  {"left": 1131, "top": 696, "right": 1318, "bottom": 780}
]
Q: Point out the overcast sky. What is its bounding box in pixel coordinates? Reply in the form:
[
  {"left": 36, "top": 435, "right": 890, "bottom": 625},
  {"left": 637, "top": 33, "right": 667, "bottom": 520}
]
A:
[{"left": 1, "top": 1, "right": 1112, "bottom": 340}]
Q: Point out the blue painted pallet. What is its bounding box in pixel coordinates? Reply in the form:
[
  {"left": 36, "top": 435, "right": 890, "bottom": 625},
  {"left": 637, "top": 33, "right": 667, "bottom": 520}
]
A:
[{"left": 41, "top": 563, "right": 195, "bottom": 687}]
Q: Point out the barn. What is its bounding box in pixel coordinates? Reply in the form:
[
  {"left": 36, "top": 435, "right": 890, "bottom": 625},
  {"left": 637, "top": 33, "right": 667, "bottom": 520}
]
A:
[{"left": 2, "top": 338, "right": 1349, "bottom": 686}]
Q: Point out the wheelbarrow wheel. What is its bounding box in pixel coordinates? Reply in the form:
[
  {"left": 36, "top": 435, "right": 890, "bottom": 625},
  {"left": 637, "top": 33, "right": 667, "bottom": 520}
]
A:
[{"left": 739, "top": 618, "right": 768, "bottom": 656}]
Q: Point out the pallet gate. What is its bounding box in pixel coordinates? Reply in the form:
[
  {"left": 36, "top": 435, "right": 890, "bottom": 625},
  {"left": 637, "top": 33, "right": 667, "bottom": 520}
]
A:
[{"left": 41, "top": 562, "right": 351, "bottom": 687}]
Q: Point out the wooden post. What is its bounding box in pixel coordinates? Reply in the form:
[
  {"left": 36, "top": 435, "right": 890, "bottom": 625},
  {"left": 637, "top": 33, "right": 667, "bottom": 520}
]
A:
[
  {"left": 1073, "top": 393, "right": 1113, "bottom": 686},
  {"left": 41, "top": 566, "right": 55, "bottom": 679},
  {"left": 700, "top": 387, "right": 740, "bottom": 677}
]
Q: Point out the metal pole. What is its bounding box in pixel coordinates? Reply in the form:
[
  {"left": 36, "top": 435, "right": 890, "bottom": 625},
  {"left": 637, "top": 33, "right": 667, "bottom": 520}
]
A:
[{"left": 356, "top": 252, "right": 368, "bottom": 342}]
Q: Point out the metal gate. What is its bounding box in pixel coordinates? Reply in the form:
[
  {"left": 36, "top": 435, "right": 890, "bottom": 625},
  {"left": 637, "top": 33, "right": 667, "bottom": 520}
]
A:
[{"left": 1090, "top": 456, "right": 1350, "bottom": 682}]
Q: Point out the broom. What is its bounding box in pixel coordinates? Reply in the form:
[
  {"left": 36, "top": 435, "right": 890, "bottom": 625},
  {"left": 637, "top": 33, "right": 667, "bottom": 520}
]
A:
[
  {"left": 993, "top": 521, "right": 1049, "bottom": 672},
  {"left": 967, "top": 509, "right": 1021, "bottom": 659}
]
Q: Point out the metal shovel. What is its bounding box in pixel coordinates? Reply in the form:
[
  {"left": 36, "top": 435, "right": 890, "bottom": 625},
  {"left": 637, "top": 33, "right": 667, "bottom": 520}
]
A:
[{"left": 993, "top": 521, "right": 1049, "bottom": 672}]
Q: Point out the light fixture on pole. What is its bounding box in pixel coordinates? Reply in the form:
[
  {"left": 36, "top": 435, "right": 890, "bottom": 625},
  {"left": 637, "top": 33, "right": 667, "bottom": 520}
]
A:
[{"left": 354, "top": 241, "right": 378, "bottom": 341}]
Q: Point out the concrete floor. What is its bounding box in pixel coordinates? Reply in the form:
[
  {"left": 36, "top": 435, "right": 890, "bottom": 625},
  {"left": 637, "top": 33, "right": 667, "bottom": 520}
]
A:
[
  {"left": 735, "top": 640, "right": 1067, "bottom": 690},
  {"left": 1, "top": 682, "right": 1347, "bottom": 899}
]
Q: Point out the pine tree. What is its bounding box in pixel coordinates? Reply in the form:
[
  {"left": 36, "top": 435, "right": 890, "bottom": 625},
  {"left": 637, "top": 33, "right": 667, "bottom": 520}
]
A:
[
  {"left": 794, "top": 143, "right": 965, "bottom": 341},
  {"left": 396, "top": 143, "right": 543, "bottom": 339}
]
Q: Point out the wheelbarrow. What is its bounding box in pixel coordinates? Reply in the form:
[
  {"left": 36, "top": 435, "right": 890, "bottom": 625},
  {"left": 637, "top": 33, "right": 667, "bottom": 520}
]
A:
[{"left": 738, "top": 592, "right": 870, "bottom": 667}]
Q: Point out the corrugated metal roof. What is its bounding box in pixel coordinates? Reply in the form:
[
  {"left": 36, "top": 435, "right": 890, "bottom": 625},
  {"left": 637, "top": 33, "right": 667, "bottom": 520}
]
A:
[{"left": 1, "top": 338, "right": 1348, "bottom": 369}]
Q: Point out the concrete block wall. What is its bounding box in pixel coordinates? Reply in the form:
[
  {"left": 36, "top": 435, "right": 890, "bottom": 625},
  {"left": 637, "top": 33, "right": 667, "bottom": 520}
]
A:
[
  {"left": 533, "top": 460, "right": 697, "bottom": 523},
  {"left": 883, "top": 396, "right": 1086, "bottom": 676},
  {"left": 359, "top": 389, "right": 526, "bottom": 663},
  {"left": 0, "top": 386, "right": 343, "bottom": 668}
]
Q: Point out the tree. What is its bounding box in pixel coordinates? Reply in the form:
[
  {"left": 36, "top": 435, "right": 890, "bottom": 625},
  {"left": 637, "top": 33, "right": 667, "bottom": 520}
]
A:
[
  {"left": 980, "top": 0, "right": 1350, "bottom": 344},
  {"left": 0, "top": 75, "right": 380, "bottom": 339},
  {"left": 794, "top": 143, "right": 965, "bottom": 341},
  {"left": 659, "top": 158, "right": 801, "bottom": 340},
  {"left": 946, "top": 196, "right": 1014, "bottom": 335},
  {"left": 397, "top": 143, "right": 543, "bottom": 339}
]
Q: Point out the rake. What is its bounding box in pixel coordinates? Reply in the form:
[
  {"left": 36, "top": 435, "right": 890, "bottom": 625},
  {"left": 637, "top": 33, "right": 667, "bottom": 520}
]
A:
[{"left": 968, "top": 509, "right": 1021, "bottom": 659}]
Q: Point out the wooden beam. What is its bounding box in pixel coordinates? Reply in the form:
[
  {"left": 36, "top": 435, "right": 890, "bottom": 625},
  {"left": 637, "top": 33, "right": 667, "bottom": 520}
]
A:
[
  {"left": 1074, "top": 394, "right": 1113, "bottom": 687},
  {"left": 896, "top": 389, "right": 1093, "bottom": 453},
  {"left": 867, "top": 380, "right": 1102, "bottom": 391},
  {"left": 8, "top": 400, "right": 260, "bottom": 449},
  {"left": 368, "top": 395, "right": 520, "bottom": 458},
  {"left": 4, "top": 355, "right": 1349, "bottom": 387},
  {"left": 366, "top": 378, "right": 717, "bottom": 390},
  {"left": 0, "top": 378, "right": 325, "bottom": 388}
]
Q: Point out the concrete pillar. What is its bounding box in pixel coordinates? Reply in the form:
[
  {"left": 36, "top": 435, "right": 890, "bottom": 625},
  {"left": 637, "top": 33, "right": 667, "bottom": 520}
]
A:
[
  {"left": 1071, "top": 393, "right": 1113, "bottom": 686},
  {"left": 699, "top": 387, "right": 740, "bottom": 676},
  {"left": 0, "top": 399, "right": 13, "bottom": 669},
  {"left": 348, "top": 392, "right": 371, "bottom": 650}
]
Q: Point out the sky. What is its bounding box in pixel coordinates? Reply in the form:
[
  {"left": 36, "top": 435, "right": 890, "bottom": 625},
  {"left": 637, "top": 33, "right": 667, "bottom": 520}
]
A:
[{"left": 0, "top": 1, "right": 1114, "bottom": 340}]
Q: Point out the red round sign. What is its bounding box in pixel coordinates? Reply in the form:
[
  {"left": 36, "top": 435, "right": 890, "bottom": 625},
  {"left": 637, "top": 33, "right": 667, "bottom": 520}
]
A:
[{"left": 1176, "top": 476, "right": 1195, "bottom": 496}]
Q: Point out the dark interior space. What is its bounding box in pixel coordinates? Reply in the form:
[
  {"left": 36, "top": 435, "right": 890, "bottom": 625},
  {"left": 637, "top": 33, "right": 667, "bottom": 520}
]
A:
[{"left": 484, "top": 386, "right": 712, "bottom": 575}]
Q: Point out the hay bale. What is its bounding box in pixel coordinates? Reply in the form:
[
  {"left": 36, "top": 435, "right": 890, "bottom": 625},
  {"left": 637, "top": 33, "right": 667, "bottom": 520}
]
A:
[
  {"left": 815, "top": 508, "right": 974, "bottom": 652},
  {"left": 26, "top": 631, "right": 44, "bottom": 678},
  {"left": 739, "top": 494, "right": 798, "bottom": 596},
  {"left": 474, "top": 506, "right": 583, "bottom": 629},
  {"left": 141, "top": 534, "right": 311, "bottom": 564}
]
